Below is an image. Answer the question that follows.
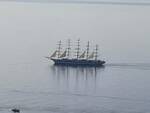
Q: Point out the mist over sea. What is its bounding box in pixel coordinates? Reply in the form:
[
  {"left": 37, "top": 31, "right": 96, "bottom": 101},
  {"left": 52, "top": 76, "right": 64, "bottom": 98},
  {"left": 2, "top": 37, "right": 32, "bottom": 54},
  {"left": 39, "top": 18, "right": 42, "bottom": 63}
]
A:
[{"left": 0, "top": 1, "right": 150, "bottom": 113}]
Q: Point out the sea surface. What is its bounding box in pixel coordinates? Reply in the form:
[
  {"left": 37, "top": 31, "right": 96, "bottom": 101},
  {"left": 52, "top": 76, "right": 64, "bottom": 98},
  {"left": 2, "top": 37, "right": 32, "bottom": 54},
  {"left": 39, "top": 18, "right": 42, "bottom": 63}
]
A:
[{"left": 0, "top": 1, "right": 150, "bottom": 113}]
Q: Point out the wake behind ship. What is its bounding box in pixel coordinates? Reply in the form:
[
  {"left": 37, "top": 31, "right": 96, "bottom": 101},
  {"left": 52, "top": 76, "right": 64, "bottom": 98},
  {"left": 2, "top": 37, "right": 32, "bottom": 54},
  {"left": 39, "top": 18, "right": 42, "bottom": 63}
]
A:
[{"left": 46, "top": 39, "right": 105, "bottom": 67}]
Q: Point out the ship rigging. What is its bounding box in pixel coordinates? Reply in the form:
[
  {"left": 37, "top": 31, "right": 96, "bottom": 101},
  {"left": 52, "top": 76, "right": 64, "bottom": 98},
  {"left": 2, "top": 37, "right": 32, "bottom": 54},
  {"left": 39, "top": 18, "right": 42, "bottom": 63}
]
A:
[{"left": 46, "top": 39, "right": 105, "bottom": 67}]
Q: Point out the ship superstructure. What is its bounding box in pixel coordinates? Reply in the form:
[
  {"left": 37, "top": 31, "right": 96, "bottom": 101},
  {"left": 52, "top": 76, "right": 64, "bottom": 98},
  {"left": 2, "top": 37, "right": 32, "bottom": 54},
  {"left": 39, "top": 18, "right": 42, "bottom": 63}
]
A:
[{"left": 46, "top": 39, "right": 105, "bottom": 67}]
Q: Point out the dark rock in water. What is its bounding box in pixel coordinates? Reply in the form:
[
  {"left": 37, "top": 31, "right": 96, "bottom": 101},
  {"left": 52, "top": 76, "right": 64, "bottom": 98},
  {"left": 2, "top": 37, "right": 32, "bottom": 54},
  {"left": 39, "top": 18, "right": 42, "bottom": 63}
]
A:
[{"left": 11, "top": 108, "right": 20, "bottom": 113}]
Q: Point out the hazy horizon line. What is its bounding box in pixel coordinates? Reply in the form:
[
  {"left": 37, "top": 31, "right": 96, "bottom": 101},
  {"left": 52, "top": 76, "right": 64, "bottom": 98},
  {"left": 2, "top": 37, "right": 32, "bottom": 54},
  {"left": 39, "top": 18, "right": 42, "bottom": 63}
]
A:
[{"left": 2, "top": 0, "right": 150, "bottom": 6}]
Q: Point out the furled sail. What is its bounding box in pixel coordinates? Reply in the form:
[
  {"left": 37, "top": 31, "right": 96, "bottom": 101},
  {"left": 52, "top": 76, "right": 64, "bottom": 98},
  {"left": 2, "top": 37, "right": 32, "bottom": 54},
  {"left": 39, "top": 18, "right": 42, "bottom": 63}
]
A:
[
  {"left": 88, "top": 52, "right": 95, "bottom": 59},
  {"left": 79, "top": 51, "right": 86, "bottom": 58},
  {"left": 59, "top": 50, "right": 67, "bottom": 58},
  {"left": 50, "top": 50, "right": 57, "bottom": 58}
]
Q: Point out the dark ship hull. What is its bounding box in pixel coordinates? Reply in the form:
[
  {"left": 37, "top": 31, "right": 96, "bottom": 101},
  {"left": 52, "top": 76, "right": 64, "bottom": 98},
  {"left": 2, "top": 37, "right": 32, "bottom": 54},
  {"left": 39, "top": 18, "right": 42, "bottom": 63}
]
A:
[
  {"left": 51, "top": 58, "right": 105, "bottom": 67},
  {"left": 48, "top": 40, "right": 106, "bottom": 67}
]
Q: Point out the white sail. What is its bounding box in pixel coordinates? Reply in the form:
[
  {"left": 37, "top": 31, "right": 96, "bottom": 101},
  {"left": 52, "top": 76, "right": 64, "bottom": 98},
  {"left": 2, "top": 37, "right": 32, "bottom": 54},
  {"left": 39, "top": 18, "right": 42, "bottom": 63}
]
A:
[
  {"left": 79, "top": 51, "right": 86, "bottom": 58},
  {"left": 59, "top": 50, "right": 67, "bottom": 58},
  {"left": 88, "top": 52, "right": 95, "bottom": 59},
  {"left": 50, "top": 50, "right": 57, "bottom": 58}
]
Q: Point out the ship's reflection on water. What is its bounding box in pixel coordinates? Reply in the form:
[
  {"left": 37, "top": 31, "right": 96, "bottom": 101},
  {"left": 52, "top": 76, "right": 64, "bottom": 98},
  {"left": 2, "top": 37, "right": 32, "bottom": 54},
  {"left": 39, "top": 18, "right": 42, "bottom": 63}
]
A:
[{"left": 49, "top": 65, "right": 105, "bottom": 93}]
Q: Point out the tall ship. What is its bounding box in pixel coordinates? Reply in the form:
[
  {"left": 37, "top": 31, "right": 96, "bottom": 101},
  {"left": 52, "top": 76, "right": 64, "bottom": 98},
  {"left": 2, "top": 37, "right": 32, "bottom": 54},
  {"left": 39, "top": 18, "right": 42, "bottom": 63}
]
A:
[{"left": 46, "top": 39, "right": 105, "bottom": 67}]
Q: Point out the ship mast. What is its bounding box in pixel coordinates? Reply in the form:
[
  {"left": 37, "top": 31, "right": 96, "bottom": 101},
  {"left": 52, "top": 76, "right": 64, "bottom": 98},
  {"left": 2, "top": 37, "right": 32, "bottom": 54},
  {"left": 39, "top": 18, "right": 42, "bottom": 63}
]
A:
[
  {"left": 95, "top": 44, "right": 98, "bottom": 61},
  {"left": 86, "top": 41, "right": 90, "bottom": 60},
  {"left": 67, "top": 39, "right": 71, "bottom": 58},
  {"left": 57, "top": 40, "right": 62, "bottom": 58},
  {"left": 76, "top": 39, "right": 80, "bottom": 59}
]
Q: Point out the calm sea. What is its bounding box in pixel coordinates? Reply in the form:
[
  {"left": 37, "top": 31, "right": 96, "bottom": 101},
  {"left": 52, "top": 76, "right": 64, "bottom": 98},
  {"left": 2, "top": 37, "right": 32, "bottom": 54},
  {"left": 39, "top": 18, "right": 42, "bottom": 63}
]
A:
[{"left": 0, "top": 1, "right": 150, "bottom": 113}]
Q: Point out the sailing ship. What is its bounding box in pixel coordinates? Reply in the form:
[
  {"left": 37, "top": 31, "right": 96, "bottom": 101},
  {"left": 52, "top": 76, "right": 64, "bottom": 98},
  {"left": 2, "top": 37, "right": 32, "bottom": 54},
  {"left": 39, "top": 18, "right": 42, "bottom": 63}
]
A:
[{"left": 46, "top": 39, "right": 105, "bottom": 67}]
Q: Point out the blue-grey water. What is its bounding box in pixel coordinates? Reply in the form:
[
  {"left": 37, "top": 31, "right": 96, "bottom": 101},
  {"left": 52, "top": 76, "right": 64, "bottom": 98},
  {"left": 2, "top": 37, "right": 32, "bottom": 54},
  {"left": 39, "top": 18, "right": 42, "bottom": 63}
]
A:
[{"left": 0, "top": 1, "right": 150, "bottom": 113}]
